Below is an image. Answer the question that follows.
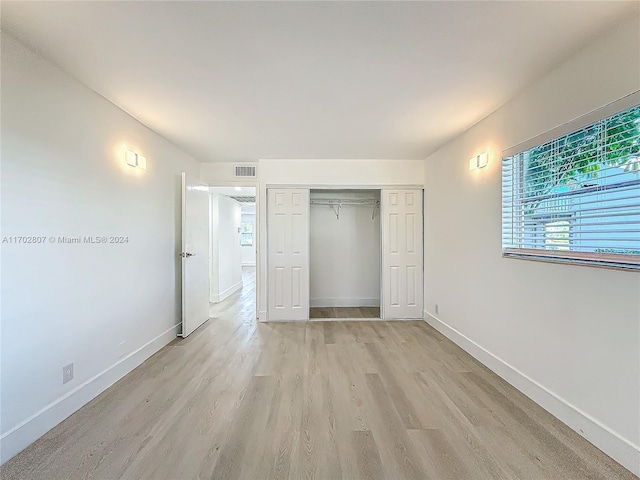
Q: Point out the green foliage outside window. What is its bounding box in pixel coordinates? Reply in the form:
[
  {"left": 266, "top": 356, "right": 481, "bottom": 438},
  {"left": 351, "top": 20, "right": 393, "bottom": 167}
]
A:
[{"left": 524, "top": 106, "right": 640, "bottom": 212}]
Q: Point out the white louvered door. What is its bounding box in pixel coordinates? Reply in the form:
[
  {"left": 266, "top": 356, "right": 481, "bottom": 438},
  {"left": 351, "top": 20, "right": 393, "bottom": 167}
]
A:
[
  {"left": 382, "top": 189, "right": 423, "bottom": 319},
  {"left": 267, "top": 188, "right": 310, "bottom": 321}
]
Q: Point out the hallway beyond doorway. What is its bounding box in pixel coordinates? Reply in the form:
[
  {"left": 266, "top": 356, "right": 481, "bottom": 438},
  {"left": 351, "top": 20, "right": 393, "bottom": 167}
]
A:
[{"left": 210, "top": 266, "right": 255, "bottom": 321}]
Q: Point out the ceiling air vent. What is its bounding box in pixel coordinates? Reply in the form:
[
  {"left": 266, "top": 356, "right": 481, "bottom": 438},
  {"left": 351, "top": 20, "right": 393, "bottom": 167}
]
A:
[
  {"left": 234, "top": 165, "right": 256, "bottom": 178},
  {"left": 229, "top": 195, "right": 256, "bottom": 203}
]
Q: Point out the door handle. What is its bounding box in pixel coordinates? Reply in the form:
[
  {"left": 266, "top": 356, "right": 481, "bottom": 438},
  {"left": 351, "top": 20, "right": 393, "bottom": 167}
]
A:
[{"left": 180, "top": 252, "right": 196, "bottom": 258}]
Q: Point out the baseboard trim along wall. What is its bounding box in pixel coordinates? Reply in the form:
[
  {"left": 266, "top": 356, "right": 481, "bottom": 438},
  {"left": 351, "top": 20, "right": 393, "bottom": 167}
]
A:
[
  {"left": 309, "top": 317, "right": 392, "bottom": 322},
  {"left": 211, "top": 280, "right": 243, "bottom": 304},
  {"left": 423, "top": 312, "right": 640, "bottom": 476},
  {"left": 0, "top": 323, "right": 180, "bottom": 465},
  {"left": 310, "top": 297, "right": 380, "bottom": 308}
]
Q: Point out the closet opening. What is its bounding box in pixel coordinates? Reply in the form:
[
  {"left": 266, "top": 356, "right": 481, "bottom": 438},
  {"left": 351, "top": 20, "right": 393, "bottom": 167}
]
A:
[{"left": 309, "top": 189, "right": 381, "bottom": 320}]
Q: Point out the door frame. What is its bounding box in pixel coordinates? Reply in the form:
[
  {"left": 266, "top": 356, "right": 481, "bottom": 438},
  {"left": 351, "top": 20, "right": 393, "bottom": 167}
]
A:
[
  {"left": 264, "top": 184, "right": 424, "bottom": 322},
  {"left": 207, "top": 181, "right": 260, "bottom": 320}
]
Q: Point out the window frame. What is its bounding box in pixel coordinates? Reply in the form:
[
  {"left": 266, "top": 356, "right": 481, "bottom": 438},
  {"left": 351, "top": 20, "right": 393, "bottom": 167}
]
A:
[
  {"left": 501, "top": 91, "right": 640, "bottom": 271},
  {"left": 240, "top": 222, "right": 253, "bottom": 246}
]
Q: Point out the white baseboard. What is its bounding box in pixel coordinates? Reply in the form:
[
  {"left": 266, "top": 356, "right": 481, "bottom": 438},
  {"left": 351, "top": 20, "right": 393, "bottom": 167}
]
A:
[
  {"left": 266, "top": 317, "right": 421, "bottom": 323},
  {"left": 211, "top": 280, "right": 243, "bottom": 303},
  {"left": 423, "top": 312, "right": 640, "bottom": 476},
  {"left": 0, "top": 323, "right": 180, "bottom": 465},
  {"left": 258, "top": 310, "right": 267, "bottom": 322},
  {"left": 310, "top": 297, "right": 379, "bottom": 308},
  {"left": 307, "top": 317, "right": 383, "bottom": 322}
]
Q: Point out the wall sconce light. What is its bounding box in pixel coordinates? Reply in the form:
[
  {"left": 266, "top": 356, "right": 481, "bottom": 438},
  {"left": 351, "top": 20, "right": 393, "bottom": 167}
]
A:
[
  {"left": 124, "top": 148, "right": 147, "bottom": 169},
  {"left": 469, "top": 152, "right": 488, "bottom": 170}
]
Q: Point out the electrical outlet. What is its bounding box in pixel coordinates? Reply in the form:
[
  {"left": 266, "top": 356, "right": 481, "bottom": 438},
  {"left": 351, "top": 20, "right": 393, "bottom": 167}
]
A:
[
  {"left": 63, "top": 363, "right": 74, "bottom": 384},
  {"left": 435, "top": 304, "right": 439, "bottom": 315}
]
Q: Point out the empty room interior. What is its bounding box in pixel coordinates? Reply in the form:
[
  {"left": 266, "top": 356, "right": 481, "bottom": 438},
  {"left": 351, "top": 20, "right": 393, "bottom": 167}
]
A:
[{"left": 1, "top": 1, "right": 639, "bottom": 479}]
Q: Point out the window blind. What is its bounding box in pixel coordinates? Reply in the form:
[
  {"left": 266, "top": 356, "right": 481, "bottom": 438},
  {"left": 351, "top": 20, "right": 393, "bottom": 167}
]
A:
[{"left": 502, "top": 96, "right": 640, "bottom": 270}]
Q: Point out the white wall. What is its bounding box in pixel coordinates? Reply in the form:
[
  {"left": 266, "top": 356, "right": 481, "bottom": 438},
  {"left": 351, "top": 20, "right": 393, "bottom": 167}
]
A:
[
  {"left": 209, "top": 193, "right": 242, "bottom": 302},
  {"left": 0, "top": 33, "right": 201, "bottom": 463},
  {"left": 423, "top": 14, "right": 640, "bottom": 475},
  {"left": 241, "top": 212, "right": 256, "bottom": 266},
  {"left": 310, "top": 190, "right": 380, "bottom": 307},
  {"left": 256, "top": 159, "right": 424, "bottom": 320},
  {"left": 200, "top": 162, "right": 258, "bottom": 185}
]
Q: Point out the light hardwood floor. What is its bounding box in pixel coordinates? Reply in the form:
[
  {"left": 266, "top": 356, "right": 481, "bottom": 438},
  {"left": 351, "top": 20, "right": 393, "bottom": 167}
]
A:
[{"left": 2, "top": 267, "right": 636, "bottom": 480}]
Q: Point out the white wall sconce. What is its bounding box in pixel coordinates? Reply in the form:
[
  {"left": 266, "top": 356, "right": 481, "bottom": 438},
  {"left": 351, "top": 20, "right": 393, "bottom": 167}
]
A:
[
  {"left": 124, "top": 148, "right": 147, "bottom": 169},
  {"left": 469, "top": 152, "right": 488, "bottom": 170}
]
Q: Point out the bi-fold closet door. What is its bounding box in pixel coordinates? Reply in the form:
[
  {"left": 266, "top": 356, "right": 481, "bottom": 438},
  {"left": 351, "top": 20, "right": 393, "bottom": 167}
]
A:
[
  {"left": 267, "top": 189, "right": 310, "bottom": 321},
  {"left": 381, "top": 190, "right": 424, "bottom": 319},
  {"left": 267, "top": 188, "right": 423, "bottom": 321}
]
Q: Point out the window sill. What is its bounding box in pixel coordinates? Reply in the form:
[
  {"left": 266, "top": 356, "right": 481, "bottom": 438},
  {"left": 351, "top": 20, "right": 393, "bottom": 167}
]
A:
[{"left": 502, "top": 251, "right": 640, "bottom": 272}]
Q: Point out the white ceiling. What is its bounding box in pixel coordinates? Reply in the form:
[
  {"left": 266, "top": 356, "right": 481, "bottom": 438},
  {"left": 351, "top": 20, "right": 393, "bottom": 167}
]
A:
[{"left": 2, "top": 1, "right": 636, "bottom": 162}]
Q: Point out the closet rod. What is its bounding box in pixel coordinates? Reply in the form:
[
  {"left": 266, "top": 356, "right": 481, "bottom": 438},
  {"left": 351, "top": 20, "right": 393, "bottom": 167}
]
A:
[
  {"left": 310, "top": 199, "right": 380, "bottom": 206},
  {"left": 310, "top": 198, "right": 380, "bottom": 220}
]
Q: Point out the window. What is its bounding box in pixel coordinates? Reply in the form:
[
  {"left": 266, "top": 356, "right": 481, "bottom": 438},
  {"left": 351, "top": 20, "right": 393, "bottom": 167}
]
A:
[
  {"left": 502, "top": 97, "right": 640, "bottom": 270},
  {"left": 544, "top": 220, "right": 571, "bottom": 251},
  {"left": 240, "top": 222, "right": 253, "bottom": 246}
]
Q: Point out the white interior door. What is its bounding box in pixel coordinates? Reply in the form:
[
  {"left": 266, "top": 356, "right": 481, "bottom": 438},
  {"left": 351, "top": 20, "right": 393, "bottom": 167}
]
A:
[
  {"left": 382, "top": 189, "right": 423, "bottom": 319},
  {"left": 181, "top": 172, "right": 210, "bottom": 337},
  {"left": 268, "top": 188, "right": 310, "bottom": 321}
]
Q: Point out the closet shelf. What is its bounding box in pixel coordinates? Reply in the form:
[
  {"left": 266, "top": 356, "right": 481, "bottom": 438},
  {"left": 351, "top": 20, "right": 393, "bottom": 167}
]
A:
[
  {"left": 310, "top": 198, "right": 380, "bottom": 220},
  {"left": 310, "top": 199, "right": 380, "bottom": 206}
]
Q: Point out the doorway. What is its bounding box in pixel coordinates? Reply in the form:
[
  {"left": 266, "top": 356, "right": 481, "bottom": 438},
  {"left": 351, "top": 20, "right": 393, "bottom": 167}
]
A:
[{"left": 208, "top": 186, "right": 257, "bottom": 320}]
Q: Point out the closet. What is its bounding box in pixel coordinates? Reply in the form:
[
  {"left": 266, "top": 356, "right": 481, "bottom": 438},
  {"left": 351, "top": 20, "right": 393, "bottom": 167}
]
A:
[
  {"left": 267, "top": 187, "right": 423, "bottom": 321},
  {"left": 309, "top": 189, "right": 381, "bottom": 319}
]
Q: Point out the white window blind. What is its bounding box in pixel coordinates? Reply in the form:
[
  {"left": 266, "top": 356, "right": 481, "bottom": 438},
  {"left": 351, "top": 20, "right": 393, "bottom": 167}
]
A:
[{"left": 502, "top": 97, "right": 640, "bottom": 270}]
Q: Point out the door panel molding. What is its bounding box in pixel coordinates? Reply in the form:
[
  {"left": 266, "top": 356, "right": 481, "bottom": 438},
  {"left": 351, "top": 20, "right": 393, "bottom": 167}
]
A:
[
  {"left": 267, "top": 188, "right": 310, "bottom": 321},
  {"left": 382, "top": 189, "right": 424, "bottom": 319}
]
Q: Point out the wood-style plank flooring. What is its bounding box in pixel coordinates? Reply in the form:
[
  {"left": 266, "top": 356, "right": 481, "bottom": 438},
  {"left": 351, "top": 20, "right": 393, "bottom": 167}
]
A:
[
  {"left": 309, "top": 306, "right": 380, "bottom": 319},
  {"left": 2, "top": 267, "right": 636, "bottom": 480}
]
